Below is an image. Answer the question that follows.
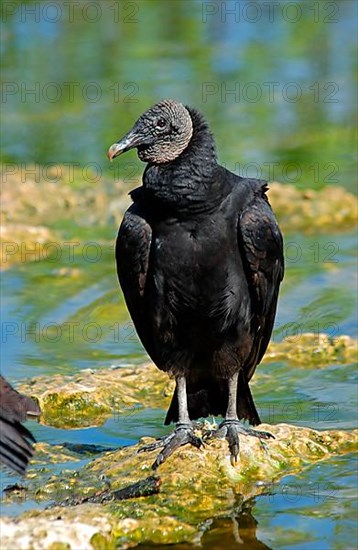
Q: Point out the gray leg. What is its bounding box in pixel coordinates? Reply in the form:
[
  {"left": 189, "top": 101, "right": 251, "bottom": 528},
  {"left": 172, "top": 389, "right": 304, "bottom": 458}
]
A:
[
  {"left": 139, "top": 375, "right": 203, "bottom": 469},
  {"left": 176, "top": 375, "right": 191, "bottom": 425},
  {"left": 214, "top": 373, "right": 274, "bottom": 465},
  {"left": 226, "top": 372, "right": 239, "bottom": 420}
]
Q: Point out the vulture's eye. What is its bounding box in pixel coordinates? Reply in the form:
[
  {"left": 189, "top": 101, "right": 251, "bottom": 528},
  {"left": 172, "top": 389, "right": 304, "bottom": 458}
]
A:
[{"left": 156, "top": 118, "right": 167, "bottom": 129}]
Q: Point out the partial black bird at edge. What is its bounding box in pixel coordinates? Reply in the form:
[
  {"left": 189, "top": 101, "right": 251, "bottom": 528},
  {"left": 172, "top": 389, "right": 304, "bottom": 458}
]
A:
[
  {"left": 0, "top": 375, "right": 41, "bottom": 475},
  {"left": 108, "top": 99, "right": 284, "bottom": 468}
]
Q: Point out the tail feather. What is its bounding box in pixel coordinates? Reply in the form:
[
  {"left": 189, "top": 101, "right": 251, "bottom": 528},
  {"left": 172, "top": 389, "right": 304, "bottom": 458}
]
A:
[{"left": 236, "top": 369, "right": 261, "bottom": 426}]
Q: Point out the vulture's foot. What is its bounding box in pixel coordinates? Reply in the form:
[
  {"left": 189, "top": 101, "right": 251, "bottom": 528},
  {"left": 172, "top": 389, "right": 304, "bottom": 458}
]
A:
[
  {"left": 138, "top": 423, "right": 204, "bottom": 470},
  {"left": 213, "top": 419, "right": 274, "bottom": 466}
]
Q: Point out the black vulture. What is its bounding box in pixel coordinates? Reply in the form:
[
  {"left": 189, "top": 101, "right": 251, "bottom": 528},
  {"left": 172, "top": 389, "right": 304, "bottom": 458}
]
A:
[
  {"left": 0, "top": 375, "right": 40, "bottom": 475},
  {"left": 108, "top": 99, "right": 284, "bottom": 468}
]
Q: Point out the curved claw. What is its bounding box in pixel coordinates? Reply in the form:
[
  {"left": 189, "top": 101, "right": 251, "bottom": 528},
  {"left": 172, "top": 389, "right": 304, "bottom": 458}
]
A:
[
  {"left": 213, "top": 419, "right": 274, "bottom": 465},
  {"left": 138, "top": 424, "right": 204, "bottom": 470},
  {"left": 213, "top": 421, "right": 240, "bottom": 465},
  {"left": 138, "top": 432, "right": 176, "bottom": 454},
  {"left": 228, "top": 431, "right": 240, "bottom": 466}
]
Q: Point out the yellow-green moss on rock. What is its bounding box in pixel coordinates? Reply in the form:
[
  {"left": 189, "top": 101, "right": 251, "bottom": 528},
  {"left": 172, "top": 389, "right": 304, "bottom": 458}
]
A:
[
  {"left": 18, "top": 334, "right": 357, "bottom": 429},
  {"left": 1, "top": 164, "right": 357, "bottom": 269},
  {"left": 0, "top": 224, "right": 60, "bottom": 270},
  {"left": 266, "top": 333, "right": 357, "bottom": 366},
  {"left": 268, "top": 182, "right": 357, "bottom": 234},
  {"left": 19, "top": 363, "right": 172, "bottom": 429},
  {"left": 1, "top": 425, "right": 356, "bottom": 549},
  {"left": 4, "top": 334, "right": 358, "bottom": 548}
]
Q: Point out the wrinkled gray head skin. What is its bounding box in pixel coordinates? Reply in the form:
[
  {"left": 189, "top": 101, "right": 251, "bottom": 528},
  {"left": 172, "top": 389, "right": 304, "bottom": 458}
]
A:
[{"left": 108, "top": 99, "right": 193, "bottom": 164}]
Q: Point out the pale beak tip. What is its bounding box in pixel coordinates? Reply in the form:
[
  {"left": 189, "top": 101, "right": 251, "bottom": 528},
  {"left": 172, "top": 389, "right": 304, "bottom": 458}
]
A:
[{"left": 107, "top": 144, "right": 117, "bottom": 162}]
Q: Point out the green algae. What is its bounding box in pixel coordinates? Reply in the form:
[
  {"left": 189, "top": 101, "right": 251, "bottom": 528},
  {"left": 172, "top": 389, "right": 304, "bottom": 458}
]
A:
[
  {"left": 3, "top": 334, "right": 357, "bottom": 547},
  {"left": 18, "top": 364, "right": 172, "bottom": 429},
  {"left": 1, "top": 168, "right": 357, "bottom": 270},
  {"left": 18, "top": 334, "right": 356, "bottom": 430},
  {"left": 268, "top": 183, "right": 357, "bottom": 235},
  {"left": 266, "top": 333, "right": 357, "bottom": 367},
  {"left": 0, "top": 425, "right": 356, "bottom": 549},
  {"left": 40, "top": 391, "right": 111, "bottom": 429}
]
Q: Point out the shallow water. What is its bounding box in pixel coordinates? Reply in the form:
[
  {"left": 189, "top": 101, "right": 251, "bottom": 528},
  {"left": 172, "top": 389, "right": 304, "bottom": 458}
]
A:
[
  {"left": 1, "top": 227, "right": 356, "bottom": 547},
  {"left": 1, "top": 1, "right": 357, "bottom": 192},
  {"left": 1, "top": 1, "right": 357, "bottom": 548}
]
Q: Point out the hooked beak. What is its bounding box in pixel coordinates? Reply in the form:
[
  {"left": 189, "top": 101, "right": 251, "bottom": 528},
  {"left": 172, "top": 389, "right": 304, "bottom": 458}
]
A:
[{"left": 107, "top": 129, "right": 142, "bottom": 161}]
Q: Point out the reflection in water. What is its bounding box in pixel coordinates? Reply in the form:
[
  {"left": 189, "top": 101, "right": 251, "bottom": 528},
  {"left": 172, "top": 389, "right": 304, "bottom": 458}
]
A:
[
  {"left": 201, "top": 498, "right": 272, "bottom": 550},
  {"left": 141, "top": 498, "right": 272, "bottom": 550},
  {"left": 0, "top": 1, "right": 356, "bottom": 547}
]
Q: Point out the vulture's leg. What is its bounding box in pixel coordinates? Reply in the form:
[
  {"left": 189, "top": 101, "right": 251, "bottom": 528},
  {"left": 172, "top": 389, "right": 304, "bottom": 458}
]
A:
[
  {"left": 215, "top": 372, "right": 274, "bottom": 466},
  {"left": 138, "top": 376, "right": 203, "bottom": 470}
]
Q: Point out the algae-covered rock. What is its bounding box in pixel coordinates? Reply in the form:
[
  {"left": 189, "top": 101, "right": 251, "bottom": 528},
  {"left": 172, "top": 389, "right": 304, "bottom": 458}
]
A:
[
  {"left": 0, "top": 165, "right": 131, "bottom": 229},
  {"left": 268, "top": 182, "right": 358, "bottom": 234},
  {"left": 4, "top": 332, "right": 357, "bottom": 548},
  {"left": 0, "top": 511, "right": 112, "bottom": 550},
  {"left": 18, "top": 334, "right": 356, "bottom": 429},
  {"left": 1, "top": 164, "right": 357, "bottom": 275},
  {"left": 0, "top": 224, "right": 60, "bottom": 269},
  {"left": 266, "top": 333, "right": 357, "bottom": 366},
  {"left": 0, "top": 424, "right": 356, "bottom": 549},
  {"left": 19, "top": 364, "right": 172, "bottom": 429}
]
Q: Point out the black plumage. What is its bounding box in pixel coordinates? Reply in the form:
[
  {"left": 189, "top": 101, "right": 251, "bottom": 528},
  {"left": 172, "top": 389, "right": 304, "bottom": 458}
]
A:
[
  {"left": 0, "top": 375, "right": 40, "bottom": 475},
  {"left": 108, "top": 99, "right": 284, "bottom": 467}
]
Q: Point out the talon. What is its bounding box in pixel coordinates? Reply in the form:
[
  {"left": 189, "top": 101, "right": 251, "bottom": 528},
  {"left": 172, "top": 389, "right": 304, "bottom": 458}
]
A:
[
  {"left": 138, "top": 431, "right": 178, "bottom": 454},
  {"left": 139, "top": 423, "right": 204, "bottom": 469},
  {"left": 210, "top": 419, "right": 274, "bottom": 465},
  {"left": 230, "top": 454, "right": 238, "bottom": 467},
  {"left": 152, "top": 453, "right": 165, "bottom": 470}
]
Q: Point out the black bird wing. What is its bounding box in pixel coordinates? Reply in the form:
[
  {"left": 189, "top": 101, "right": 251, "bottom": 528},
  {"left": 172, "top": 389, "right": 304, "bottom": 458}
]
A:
[
  {"left": 0, "top": 375, "right": 40, "bottom": 475},
  {"left": 238, "top": 184, "right": 284, "bottom": 381},
  {"left": 116, "top": 200, "right": 154, "bottom": 356}
]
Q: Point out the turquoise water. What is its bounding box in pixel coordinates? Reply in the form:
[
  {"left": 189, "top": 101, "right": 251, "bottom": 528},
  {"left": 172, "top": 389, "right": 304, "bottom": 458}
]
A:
[{"left": 1, "top": 1, "right": 357, "bottom": 548}]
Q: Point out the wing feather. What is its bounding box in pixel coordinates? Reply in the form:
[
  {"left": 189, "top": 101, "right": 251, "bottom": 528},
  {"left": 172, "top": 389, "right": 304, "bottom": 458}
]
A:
[
  {"left": 238, "top": 186, "right": 284, "bottom": 379},
  {"left": 0, "top": 376, "right": 40, "bottom": 475},
  {"left": 115, "top": 202, "right": 153, "bottom": 353}
]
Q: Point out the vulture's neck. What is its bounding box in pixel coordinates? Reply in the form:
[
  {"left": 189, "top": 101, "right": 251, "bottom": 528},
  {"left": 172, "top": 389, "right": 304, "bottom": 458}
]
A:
[{"left": 141, "top": 108, "right": 224, "bottom": 215}]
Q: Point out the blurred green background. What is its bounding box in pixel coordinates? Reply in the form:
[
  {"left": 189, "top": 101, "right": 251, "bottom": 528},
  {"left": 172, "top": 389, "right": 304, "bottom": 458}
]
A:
[
  {"left": 1, "top": 1, "right": 357, "bottom": 548},
  {"left": 1, "top": 0, "right": 357, "bottom": 190}
]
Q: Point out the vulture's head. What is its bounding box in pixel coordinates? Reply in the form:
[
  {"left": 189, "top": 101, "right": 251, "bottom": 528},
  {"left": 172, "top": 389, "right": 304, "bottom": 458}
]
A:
[{"left": 107, "top": 99, "right": 193, "bottom": 164}]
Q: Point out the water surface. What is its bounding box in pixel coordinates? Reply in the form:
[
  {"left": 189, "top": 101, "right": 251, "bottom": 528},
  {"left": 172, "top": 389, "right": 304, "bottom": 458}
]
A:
[{"left": 1, "top": 2, "right": 357, "bottom": 548}]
